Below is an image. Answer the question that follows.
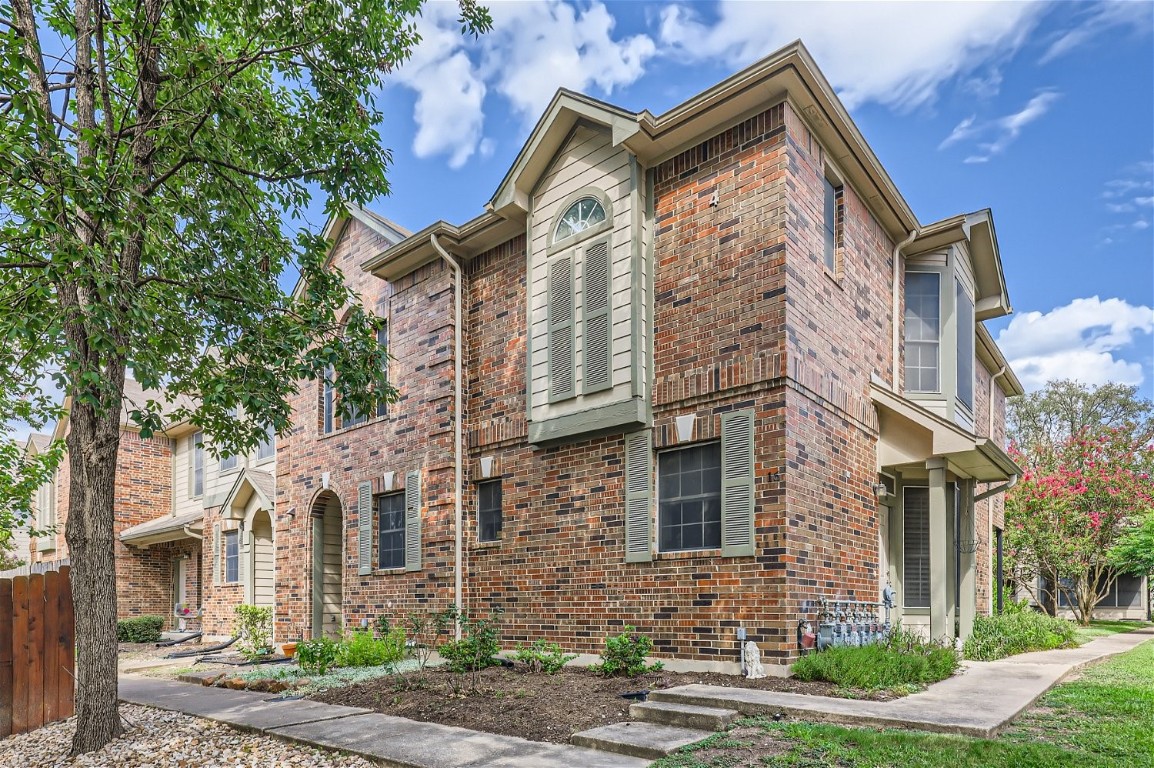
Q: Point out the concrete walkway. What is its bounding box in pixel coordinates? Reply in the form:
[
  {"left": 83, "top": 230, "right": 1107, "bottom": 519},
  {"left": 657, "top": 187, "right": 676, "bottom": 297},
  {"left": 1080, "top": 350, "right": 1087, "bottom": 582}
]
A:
[
  {"left": 651, "top": 627, "right": 1154, "bottom": 738},
  {"left": 118, "top": 674, "right": 649, "bottom": 768}
]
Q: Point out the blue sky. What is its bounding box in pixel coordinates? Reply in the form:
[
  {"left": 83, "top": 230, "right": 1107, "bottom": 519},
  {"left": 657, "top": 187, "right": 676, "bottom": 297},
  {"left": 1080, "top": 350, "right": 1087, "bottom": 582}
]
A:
[{"left": 333, "top": 0, "right": 1153, "bottom": 398}]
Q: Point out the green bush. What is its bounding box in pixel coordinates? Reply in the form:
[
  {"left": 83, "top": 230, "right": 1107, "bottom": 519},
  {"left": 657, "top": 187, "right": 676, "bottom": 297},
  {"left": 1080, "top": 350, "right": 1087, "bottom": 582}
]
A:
[
  {"left": 297, "top": 636, "right": 340, "bottom": 675},
  {"left": 117, "top": 615, "right": 165, "bottom": 643},
  {"left": 337, "top": 626, "right": 407, "bottom": 668},
  {"left": 590, "top": 626, "right": 664, "bottom": 677},
  {"left": 513, "top": 639, "right": 576, "bottom": 674},
  {"left": 792, "top": 628, "right": 959, "bottom": 690},
  {"left": 963, "top": 610, "right": 1076, "bottom": 661},
  {"left": 438, "top": 606, "right": 503, "bottom": 673},
  {"left": 234, "top": 604, "right": 274, "bottom": 660}
]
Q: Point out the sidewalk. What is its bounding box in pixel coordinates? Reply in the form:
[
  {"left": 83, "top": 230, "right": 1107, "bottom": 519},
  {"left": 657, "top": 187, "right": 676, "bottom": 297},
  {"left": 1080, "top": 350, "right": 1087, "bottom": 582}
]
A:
[
  {"left": 118, "top": 674, "right": 649, "bottom": 768},
  {"left": 649, "top": 626, "right": 1154, "bottom": 738}
]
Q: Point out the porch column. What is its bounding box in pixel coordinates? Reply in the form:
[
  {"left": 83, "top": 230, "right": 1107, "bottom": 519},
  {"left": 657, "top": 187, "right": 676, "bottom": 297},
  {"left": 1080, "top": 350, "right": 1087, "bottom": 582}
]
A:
[
  {"left": 927, "top": 458, "right": 950, "bottom": 640},
  {"left": 959, "top": 481, "right": 976, "bottom": 639}
]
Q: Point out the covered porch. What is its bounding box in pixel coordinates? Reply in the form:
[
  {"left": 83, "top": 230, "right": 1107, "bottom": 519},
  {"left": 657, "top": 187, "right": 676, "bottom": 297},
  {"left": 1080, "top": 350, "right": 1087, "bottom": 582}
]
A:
[{"left": 872, "top": 384, "right": 1019, "bottom": 641}]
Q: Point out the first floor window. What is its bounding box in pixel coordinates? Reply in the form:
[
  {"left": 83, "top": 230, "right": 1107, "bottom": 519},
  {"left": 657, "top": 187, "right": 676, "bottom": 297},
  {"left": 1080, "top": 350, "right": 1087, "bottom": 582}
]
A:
[
  {"left": 378, "top": 492, "right": 405, "bottom": 569},
  {"left": 223, "top": 529, "right": 240, "bottom": 583},
  {"left": 478, "top": 480, "right": 502, "bottom": 542},
  {"left": 903, "top": 487, "right": 930, "bottom": 608},
  {"left": 658, "top": 442, "right": 722, "bottom": 552}
]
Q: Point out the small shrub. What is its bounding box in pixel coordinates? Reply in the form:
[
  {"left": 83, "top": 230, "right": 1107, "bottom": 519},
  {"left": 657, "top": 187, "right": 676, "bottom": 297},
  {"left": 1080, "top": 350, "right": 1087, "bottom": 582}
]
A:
[
  {"left": 234, "top": 604, "right": 274, "bottom": 660},
  {"left": 514, "top": 639, "right": 576, "bottom": 674},
  {"left": 337, "top": 627, "right": 407, "bottom": 668},
  {"left": 792, "top": 628, "right": 959, "bottom": 690},
  {"left": 297, "top": 636, "right": 340, "bottom": 675},
  {"left": 117, "top": 615, "right": 165, "bottom": 643},
  {"left": 438, "top": 605, "right": 503, "bottom": 673},
  {"left": 963, "top": 610, "right": 1076, "bottom": 661},
  {"left": 590, "top": 626, "right": 664, "bottom": 677}
]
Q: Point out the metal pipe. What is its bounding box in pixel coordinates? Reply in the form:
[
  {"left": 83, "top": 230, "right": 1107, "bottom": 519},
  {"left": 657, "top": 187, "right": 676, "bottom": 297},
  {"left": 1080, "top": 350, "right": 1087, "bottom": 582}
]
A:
[
  {"left": 974, "top": 475, "right": 1017, "bottom": 503},
  {"left": 183, "top": 524, "right": 203, "bottom": 541},
  {"left": 891, "top": 228, "right": 919, "bottom": 389},
  {"left": 430, "top": 233, "right": 464, "bottom": 639}
]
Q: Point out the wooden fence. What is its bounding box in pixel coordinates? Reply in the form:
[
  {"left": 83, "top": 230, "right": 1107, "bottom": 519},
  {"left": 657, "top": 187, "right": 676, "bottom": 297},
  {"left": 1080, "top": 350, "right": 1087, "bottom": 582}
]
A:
[
  {"left": 0, "top": 557, "right": 70, "bottom": 580},
  {"left": 0, "top": 566, "right": 75, "bottom": 738}
]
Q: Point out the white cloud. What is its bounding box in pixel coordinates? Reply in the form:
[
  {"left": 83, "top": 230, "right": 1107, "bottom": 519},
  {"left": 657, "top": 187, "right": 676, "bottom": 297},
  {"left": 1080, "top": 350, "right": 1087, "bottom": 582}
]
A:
[
  {"left": 939, "top": 90, "right": 1061, "bottom": 163},
  {"left": 1134, "top": 219, "right": 1151, "bottom": 230},
  {"left": 1040, "top": 1, "right": 1154, "bottom": 64},
  {"left": 388, "top": 0, "right": 655, "bottom": 167},
  {"left": 996, "top": 297, "right": 1154, "bottom": 391},
  {"left": 657, "top": 0, "right": 1045, "bottom": 110}
]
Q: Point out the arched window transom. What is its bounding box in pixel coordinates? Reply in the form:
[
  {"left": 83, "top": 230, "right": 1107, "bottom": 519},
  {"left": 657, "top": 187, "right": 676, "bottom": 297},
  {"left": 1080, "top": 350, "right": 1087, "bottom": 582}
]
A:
[{"left": 554, "top": 197, "right": 607, "bottom": 242}]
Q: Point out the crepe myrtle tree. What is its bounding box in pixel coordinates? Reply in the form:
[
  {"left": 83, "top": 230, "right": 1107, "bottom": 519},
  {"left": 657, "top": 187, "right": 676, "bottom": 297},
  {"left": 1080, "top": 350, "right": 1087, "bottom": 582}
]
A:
[{"left": 0, "top": 0, "right": 490, "bottom": 753}]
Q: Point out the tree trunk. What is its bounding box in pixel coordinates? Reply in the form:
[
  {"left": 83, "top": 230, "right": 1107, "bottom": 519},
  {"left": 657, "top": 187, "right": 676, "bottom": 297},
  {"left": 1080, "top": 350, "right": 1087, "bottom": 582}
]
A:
[{"left": 64, "top": 395, "right": 124, "bottom": 754}]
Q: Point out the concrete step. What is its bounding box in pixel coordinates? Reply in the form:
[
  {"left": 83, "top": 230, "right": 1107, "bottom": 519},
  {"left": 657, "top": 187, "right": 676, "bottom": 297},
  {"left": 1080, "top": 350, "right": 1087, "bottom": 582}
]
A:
[
  {"left": 630, "top": 700, "right": 739, "bottom": 731},
  {"left": 571, "top": 721, "right": 714, "bottom": 760}
]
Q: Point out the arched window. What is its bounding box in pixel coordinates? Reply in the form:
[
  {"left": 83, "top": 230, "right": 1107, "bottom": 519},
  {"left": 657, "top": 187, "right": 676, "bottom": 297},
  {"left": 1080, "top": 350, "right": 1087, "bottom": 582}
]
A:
[{"left": 553, "top": 196, "right": 607, "bottom": 242}]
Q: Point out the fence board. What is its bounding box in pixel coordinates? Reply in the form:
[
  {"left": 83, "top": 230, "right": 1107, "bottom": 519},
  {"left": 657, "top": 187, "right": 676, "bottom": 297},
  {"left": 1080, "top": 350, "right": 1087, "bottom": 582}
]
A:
[
  {"left": 55, "top": 567, "right": 75, "bottom": 720},
  {"left": 42, "top": 570, "right": 61, "bottom": 724},
  {"left": 0, "top": 578, "right": 11, "bottom": 738}
]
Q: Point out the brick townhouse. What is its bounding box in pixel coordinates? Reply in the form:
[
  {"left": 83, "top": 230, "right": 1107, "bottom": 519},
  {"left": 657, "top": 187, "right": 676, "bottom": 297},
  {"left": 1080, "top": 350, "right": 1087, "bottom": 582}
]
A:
[
  {"left": 27, "top": 379, "right": 278, "bottom": 636},
  {"left": 274, "top": 40, "right": 1024, "bottom": 673}
]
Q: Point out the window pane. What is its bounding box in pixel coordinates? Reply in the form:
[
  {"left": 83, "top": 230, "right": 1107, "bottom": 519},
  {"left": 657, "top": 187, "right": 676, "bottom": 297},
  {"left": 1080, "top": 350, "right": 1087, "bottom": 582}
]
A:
[
  {"left": 823, "top": 178, "right": 837, "bottom": 270},
  {"left": 554, "top": 196, "right": 607, "bottom": 241},
  {"left": 224, "top": 531, "right": 239, "bottom": 583},
  {"left": 956, "top": 280, "right": 974, "bottom": 410},
  {"left": 478, "top": 480, "right": 502, "bottom": 542},
  {"left": 256, "top": 426, "right": 275, "bottom": 461},
  {"left": 904, "top": 272, "right": 940, "bottom": 393},
  {"left": 903, "top": 487, "right": 930, "bottom": 608},
  {"left": 377, "top": 493, "right": 406, "bottom": 569},
  {"left": 377, "top": 324, "right": 389, "bottom": 418},
  {"left": 658, "top": 443, "right": 722, "bottom": 552},
  {"left": 192, "top": 432, "right": 204, "bottom": 497},
  {"left": 323, "top": 366, "right": 334, "bottom": 433}
]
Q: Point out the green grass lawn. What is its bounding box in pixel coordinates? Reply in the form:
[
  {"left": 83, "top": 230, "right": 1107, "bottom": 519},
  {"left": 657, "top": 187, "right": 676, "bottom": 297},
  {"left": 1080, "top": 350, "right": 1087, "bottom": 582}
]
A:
[
  {"left": 653, "top": 639, "right": 1154, "bottom": 768},
  {"left": 1072, "top": 619, "right": 1151, "bottom": 645}
]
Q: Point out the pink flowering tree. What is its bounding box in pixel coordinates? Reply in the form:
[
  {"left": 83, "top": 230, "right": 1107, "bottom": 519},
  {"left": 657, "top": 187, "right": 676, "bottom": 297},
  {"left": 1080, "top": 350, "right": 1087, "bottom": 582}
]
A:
[{"left": 1006, "top": 426, "right": 1154, "bottom": 624}]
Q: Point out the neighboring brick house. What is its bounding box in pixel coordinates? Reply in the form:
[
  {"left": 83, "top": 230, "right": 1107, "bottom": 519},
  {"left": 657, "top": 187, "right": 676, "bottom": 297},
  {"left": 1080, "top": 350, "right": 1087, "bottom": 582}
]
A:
[
  {"left": 26, "top": 379, "right": 278, "bottom": 635},
  {"left": 275, "top": 41, "right": 1025, "bottom": 673}
]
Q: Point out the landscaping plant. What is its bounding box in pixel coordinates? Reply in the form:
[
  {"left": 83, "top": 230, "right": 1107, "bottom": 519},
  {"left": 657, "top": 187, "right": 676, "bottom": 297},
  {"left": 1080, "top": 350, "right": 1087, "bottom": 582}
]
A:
[
  {"left": 792, "top": 628, "right": 959, "bottom": 691},
  {"left": 590, "top": 626, "right": 664, "bottom": 677},
  {"left": 116, "top": 615, "right": 165, "bottom": 644},
  {"left": 963, "top": 609, "right": 1076, "bottom": 661},
  {"left": 297, "top": 636, "right": 341, "bottom": 676},
  {"left": 234, "top": 605, "right": 274, "bottom": 661},
  {"left": 513, "top": 639, "right": 576, "bottom": 674},
  {"left": 337, "top": 626, "right": 407, "bottom": 668}
]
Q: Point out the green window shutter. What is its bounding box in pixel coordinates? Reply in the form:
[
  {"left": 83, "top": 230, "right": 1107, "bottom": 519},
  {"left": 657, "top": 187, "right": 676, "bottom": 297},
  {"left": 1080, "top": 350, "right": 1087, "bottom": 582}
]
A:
[
  {"left": 358, "top": 481, "right": 373, "bottom": 576},
  {"left": 721, "top": 409, "right": 756, "bottom": 557},
  {"left": 404, "top": 470, "right": 422, "bottom": 572},
  {"left": 624, "top": 430, "right": 653, "bottom": 563},
  {"left": 212, "top": 523, "right": 221, "bottom": 586},
  {"left": 547, "top": 255, "right": 575, "bottom": 400},
  {"left": 582, "top": 239, "right": 612, "bottom": 394}
]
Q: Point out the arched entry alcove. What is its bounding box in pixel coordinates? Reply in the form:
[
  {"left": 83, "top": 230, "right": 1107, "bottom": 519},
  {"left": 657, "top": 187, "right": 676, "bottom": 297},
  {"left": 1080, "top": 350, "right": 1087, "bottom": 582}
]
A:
[{"left": 310, "top": 491, "right": 344, "bottom": 639}]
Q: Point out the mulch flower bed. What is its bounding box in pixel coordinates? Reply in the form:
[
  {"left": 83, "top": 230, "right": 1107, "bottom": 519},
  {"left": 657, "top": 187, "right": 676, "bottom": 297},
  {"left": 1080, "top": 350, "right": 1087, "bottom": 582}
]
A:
[{"left": 309, "top": 665, "right": 896, "bottom": 745}]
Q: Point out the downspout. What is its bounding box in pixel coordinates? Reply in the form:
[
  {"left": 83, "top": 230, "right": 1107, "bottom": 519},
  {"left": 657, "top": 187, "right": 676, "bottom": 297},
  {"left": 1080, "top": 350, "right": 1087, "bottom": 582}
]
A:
[
  {"left": 890, "top": 228, "right": 919, "bottom": 389},
  {"left": 183, "top": 524, "right": 203, "bottom": 541},
  {"left": 975, "top": 474, "right": 1017, "bottom": 503},
  {"left": 986, "top": 363, "right": 1007, "bottom": 613},
  {"left": 430, "top": 233, "right": 464, "bottom": 639}
]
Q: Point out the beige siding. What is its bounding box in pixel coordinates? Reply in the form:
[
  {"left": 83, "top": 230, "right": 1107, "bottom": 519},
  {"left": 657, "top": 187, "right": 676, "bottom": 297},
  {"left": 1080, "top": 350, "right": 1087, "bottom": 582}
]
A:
[
  {"left": 251, "top": 511, "right": 274, "bottom": 608},
  {"left": 527, "top": 123, "right": 641, "bottom": 422},
  {"left": 321, "top": 507, "right": 342, "bottom": 637}
]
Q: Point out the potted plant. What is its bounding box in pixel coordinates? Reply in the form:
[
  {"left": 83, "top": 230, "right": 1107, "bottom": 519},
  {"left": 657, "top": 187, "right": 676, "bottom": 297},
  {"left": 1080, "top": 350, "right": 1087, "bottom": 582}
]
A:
[{"left": 281, "top": 626, "right": 302, "bottom": 658}]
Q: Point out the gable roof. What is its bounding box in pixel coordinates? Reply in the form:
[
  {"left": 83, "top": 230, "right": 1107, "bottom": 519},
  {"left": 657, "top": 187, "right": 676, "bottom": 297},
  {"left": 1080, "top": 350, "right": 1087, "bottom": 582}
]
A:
[{"left": 909, "top": 209, "right": 1013, "bottom": 321}]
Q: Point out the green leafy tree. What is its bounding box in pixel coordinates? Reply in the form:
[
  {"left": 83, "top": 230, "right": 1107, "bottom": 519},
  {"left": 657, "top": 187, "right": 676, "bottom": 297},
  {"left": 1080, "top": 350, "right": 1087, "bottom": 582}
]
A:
[
  {"left": 1005, "top": 380, "right": 1154, "bottom": 623},
  {"left": 0, "top": 0, "right": 490, "bottom": 753}
]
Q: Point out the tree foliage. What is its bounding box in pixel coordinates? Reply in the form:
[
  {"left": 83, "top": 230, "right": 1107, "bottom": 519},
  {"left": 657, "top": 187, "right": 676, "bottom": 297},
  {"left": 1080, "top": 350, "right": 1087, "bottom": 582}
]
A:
[
  {"left": 1005, "top": 382, "right": 1154, "bottom": 625},
  {"left": 0, "top": 0, "right": 490, "bottom": 753}
]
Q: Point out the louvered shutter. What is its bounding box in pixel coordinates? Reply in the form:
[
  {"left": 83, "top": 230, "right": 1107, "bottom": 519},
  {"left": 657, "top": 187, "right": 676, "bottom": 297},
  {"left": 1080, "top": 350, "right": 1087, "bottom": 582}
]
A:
[
  {"left": 212, "top": 523, "right": 221, "bottom": 586},
  {"left": 358, "top": 481, "right": 373, "bottom": 575},
  {"left": 547, "top": 255, "right": 575, "bottom": 400},
  {"left": 720, "top": 409, "right": 756, "bottom": 557},
  {"left": 903, "top": 487, "right": 930, "bottom": 608},
  {"left": 238, "top": 524, "right": 248, "bottom": 594},
  {"left": 624, "top": 431, "right": 653, "bottom": 563},
  {"left": 582, "top": 239, "right": 612, "bottom": 393},
  {"left": 404, "top": 470, "right": 422, "bottom": 572}
]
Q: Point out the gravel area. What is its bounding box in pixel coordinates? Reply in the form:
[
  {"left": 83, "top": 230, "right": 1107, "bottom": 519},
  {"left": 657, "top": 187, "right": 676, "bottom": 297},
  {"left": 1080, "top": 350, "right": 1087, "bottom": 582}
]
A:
[{"left": 0, "top": 705, "right": 379, "bottom": 768}]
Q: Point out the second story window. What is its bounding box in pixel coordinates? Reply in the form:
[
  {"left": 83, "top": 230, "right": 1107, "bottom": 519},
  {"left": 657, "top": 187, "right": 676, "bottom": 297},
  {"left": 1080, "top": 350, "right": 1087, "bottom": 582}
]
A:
[
  {"left": 256, "top": 425, "right": 275, "bottom": 462},
  {"left": 376, "top": 323, "right": 389, "bottom": 418},
  {"left": 322, "top": 366, "right": 334, "bottom": 434},
  {"left": 191, "top": 432, "right": 204, "bottom": 497},
  {"left": 956, "top": 280, "right": 975, "bottom": 412},
  {"left": 904, "top": 272, "right": 941, "bottom": 393},
  {"left": 822, "top": 175, "right": 843, "bottom": 273}
]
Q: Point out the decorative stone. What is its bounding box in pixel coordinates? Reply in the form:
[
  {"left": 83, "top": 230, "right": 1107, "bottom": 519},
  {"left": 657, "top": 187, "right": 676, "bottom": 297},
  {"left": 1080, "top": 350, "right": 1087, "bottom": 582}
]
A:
[{"left": 743, "top": 641, "right": 766, "bottom": 679}]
